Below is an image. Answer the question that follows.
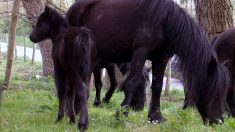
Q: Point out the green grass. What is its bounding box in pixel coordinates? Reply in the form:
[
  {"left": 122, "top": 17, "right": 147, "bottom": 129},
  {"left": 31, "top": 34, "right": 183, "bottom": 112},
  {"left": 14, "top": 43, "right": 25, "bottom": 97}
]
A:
[{"left": 0, "top": 59, "right": 235, "bottom": 131}]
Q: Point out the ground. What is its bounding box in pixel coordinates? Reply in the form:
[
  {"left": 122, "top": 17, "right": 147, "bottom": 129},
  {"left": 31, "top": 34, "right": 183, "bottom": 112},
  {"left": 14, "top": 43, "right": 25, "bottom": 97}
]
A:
[{"left": 0, "top": 59, "right": 235, "bottom": 132}]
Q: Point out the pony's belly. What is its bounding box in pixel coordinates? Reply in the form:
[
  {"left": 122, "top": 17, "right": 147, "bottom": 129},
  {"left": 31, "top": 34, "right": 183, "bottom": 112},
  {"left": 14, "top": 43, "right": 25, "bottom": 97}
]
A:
[{"left": 97, "top": 46, "right": 133, "bottom": 63}]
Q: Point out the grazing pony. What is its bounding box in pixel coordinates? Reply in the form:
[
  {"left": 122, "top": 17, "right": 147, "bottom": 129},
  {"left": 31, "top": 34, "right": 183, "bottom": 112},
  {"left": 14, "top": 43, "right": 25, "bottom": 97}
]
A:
[
  {"left": 211, "top": 28, "right": 235, "bottom": 116},
  {"left": 29, "top": 6, "right": 96, "bottom": 130},
  {"left": 183, "top": 28, "right": 235, "bottom": 116},
  {"left": 93, "top": 62, "right": 150, "bottom": 112},
  {"left": 66, "top": 0, "right": 229, "bottom": 124}
]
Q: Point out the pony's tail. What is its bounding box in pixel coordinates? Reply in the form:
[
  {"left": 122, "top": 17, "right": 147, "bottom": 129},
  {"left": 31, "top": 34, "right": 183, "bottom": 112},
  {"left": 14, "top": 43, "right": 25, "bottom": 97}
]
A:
[{"left": 197, "top": 60, "right": 229, "bottom": 124}]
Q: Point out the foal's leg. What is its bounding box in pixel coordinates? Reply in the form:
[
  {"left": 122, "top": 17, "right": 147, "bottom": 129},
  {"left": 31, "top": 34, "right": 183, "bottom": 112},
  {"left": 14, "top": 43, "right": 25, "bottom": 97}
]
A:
[
  {"left": 54, "top": 66, "right": 67, "bottom": 122},
  {"left": 67, "top": 76, "right": 76, "bottom": 124},
  {"left": 103, "top": 64, "right": 118, "bottom": 103},
  {"left": 77, "top": 81, "right": 89, "bottom": 131},
  {"left": 93, "top": 68, "right": 102, "bottom": 106},
  {"left": 148, "top": 59, "right": 168, "bottom": 123}
]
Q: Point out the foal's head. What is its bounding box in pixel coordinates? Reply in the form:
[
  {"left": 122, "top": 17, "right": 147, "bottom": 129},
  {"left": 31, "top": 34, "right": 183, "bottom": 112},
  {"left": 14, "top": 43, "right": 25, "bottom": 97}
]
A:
[{"left": 30, "top": 6, "right": 68, "bottom": 43}]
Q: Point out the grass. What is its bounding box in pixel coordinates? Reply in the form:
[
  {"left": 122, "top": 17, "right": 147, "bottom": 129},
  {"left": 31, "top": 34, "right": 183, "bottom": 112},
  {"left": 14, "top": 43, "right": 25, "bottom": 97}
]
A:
[{"left": 0, "top": 59, "right": 235, "bottom": 131}]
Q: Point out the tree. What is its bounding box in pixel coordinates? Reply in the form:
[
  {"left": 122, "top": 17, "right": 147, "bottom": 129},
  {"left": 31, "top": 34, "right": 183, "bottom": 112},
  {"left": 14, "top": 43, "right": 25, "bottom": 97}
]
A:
[
  {"left": 22, "top": 0, "right": 54, "bottom": 76},
  {"left": 194, "top": 0, "right": 233, "bottom": 38},
  {"left": 3, "top": 0, "right": 21, "bottom": 89},
  {"left": 164, "top": 59, "right": 172, "bottom": 96}
]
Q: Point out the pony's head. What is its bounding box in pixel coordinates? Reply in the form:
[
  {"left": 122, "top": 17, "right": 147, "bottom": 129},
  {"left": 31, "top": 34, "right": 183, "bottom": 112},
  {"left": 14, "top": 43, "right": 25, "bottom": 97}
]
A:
[
  {"left": 194, "top": 55, "right": 230, "bottom": 124},
  {"left": 30, "top": 6, "right": 67, "bottom": 43}
]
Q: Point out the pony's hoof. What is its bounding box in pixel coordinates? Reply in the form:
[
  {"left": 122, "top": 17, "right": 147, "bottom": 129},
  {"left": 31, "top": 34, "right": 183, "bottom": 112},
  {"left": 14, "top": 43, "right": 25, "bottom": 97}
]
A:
[
  {"left": 78, "top": 123, "right": 88, "bottom": 132},
  {"left": 130, "top": 105, "right": 144, "bottom": 112},
  {"left": 55, "top": 118, "right": 62, "bottom": 124},
  {"left": 148, "top": 112, "right": 166, "bottom": 124},
  {"left": 69, "top": 117, "right": 76, "bottom": 124},
  {"left": 102, "top": 98, "right": 110, "bottom": 104},
  {"left": 93, "top": 100, "right": 101, "bottom": 107}
]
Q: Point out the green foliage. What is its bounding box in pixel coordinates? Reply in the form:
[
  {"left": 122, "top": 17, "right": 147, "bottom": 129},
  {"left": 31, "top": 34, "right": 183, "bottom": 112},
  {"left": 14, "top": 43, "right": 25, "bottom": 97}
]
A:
[
  {"left": 16, "top": 18, "right": 31, "bottom": 36},
  {"left": 0, "top": 18, "right": 10, "bottom": 34}
]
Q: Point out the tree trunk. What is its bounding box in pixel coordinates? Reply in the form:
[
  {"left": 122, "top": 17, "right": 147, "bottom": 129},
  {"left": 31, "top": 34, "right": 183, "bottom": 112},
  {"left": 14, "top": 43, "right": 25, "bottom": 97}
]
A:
[
  {"left": 24, "top": 35, "right": 26, "bottom": 61},
  {"left": 22, "top": 0, "right": 54, "bottom": 76},
  {"left": 4, "top": 0, "right": 21, "bottom": 89},
  {"left": 194, "top": 0, "right": 233, "bottom": 38},
  {"left": 32, "top": 43, "right": 36, "bottom": 65},
  {"left": 164, "top": 59, "right": 172, "bottom": 96},
  {"left": 14, "top": 43, "right": 17, "bottom": 60}
]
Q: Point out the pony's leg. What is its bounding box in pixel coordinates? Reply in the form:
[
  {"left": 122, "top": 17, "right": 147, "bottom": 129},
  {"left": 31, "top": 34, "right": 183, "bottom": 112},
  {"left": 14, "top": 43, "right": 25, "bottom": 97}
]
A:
[
  {"left": 54, "top": 67, "right": 66, "bottom": 122},
  {"left": 103, "top": 64, "right": 118, "bottom": 103},
  {"left": 227, "top": 74, "right": 235, "bottom": 116},
  {"left": 67, "top": 76, "right": 76, "bottom": 124},
  {"left": 148, "top": 59, "right": 168, "bottom": 123},
  {"left": 74, "top": 95, "right": 80, "bottom": 115},
  {"left": 93, "top": 68, "right": 102, "bottom": 106},
  {"left": 77, "top": 81, "right": 89, "bottom": 131},
  {"left": 121, "top": 48, "right": 148, "bottom": 115}
]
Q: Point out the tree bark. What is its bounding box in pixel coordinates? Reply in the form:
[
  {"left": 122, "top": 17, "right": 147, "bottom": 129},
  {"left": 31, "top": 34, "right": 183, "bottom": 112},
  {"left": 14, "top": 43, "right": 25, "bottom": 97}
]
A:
[
  {"left": 4, "top": 0, "right": 21, "bottom": 89},
  {"left": 32, "top": 43, "right": 36, "bottom": 65},
  {"left": 22, "top": 0, "right": 54, "bottom": 76},
  {"left": 194, "top": 0, "right": 233, "bottom": 38},
  {"left": 14, "top": 43, "right": 17, "bottom": 60},
  {"left": 164, "top": 59, "right": 172, "bottom": 96}
]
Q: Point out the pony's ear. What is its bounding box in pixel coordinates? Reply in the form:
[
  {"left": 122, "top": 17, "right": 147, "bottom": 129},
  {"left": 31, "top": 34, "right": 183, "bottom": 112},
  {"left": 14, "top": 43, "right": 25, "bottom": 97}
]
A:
[
  {"left": 44, "top": 6, "right": 51, "bottom": 15},
  {"left": 208, "top": 58, "right": 217, "bottom": 76}
]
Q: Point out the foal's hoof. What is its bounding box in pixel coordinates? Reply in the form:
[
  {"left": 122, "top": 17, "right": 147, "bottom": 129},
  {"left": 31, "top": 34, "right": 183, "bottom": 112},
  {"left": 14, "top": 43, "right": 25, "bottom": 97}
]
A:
[
  {"left": 148, "top": 113, "right": 166, "bottom": 124},
  {"left": 78, "top": 123, "right": 88, "bottom": 132},
  {"left": 93, "top": 100, "right": 101, "bottom": 107}
]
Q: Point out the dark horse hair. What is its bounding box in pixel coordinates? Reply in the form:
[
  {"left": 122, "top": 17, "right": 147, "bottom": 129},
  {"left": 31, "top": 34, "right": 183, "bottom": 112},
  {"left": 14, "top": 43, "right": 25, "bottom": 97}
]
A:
[
  {"left": 29, "top": 6, "right": 96, "bottom": 130},
  {"left": 138, "top": 0, "right": 230, "bottom": 123},
  {"left": 93, "top": 62, "right": 150, "bottom": 111},
  {"left": 210, "top": 27, "right": 235, "bottom": 116},
  {"left": 116, "top": 63, "right": 151, "bottom": 111},
  {"left": 66, "top": 0, "right": 229, "bottom": 125}
]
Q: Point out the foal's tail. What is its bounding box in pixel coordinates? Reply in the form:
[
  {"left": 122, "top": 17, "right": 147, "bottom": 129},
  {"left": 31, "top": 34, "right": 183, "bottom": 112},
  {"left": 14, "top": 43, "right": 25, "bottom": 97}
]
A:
[{"left": 62, "top": 27, "right": 96, "bottom": 80}]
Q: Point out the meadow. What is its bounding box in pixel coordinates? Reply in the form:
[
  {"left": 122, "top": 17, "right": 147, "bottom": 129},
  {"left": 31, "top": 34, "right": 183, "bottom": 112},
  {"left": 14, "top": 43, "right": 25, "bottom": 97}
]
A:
[{"left": 0, "top": 59, "right": 235, "bottom": 132}]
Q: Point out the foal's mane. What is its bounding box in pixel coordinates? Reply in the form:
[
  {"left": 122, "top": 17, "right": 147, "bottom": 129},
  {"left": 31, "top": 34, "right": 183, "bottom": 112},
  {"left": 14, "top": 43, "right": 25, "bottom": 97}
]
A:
[{"left": 43, "top": 6, "right": 68, "bottom": 32}]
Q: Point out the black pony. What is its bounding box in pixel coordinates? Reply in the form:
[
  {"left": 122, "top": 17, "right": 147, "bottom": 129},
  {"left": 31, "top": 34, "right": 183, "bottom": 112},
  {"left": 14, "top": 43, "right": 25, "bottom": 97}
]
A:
[
  {"left": 184, "top": 28, "right": 235, "bottom": 116},
  {"left": 183, "top": 28, "right": 235, "bottom": 116},
  {"left": 211, "top": 28, "right": 235, "bottom": 116},
  {"left": 66, "top": 0, "right": 229, "bottom": 124},
  {"left": 29, "top": 6, "right": 96, "bottom": 130},
  {"left": 93, "top": 62, "right": 150, "bottom": 111}
]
